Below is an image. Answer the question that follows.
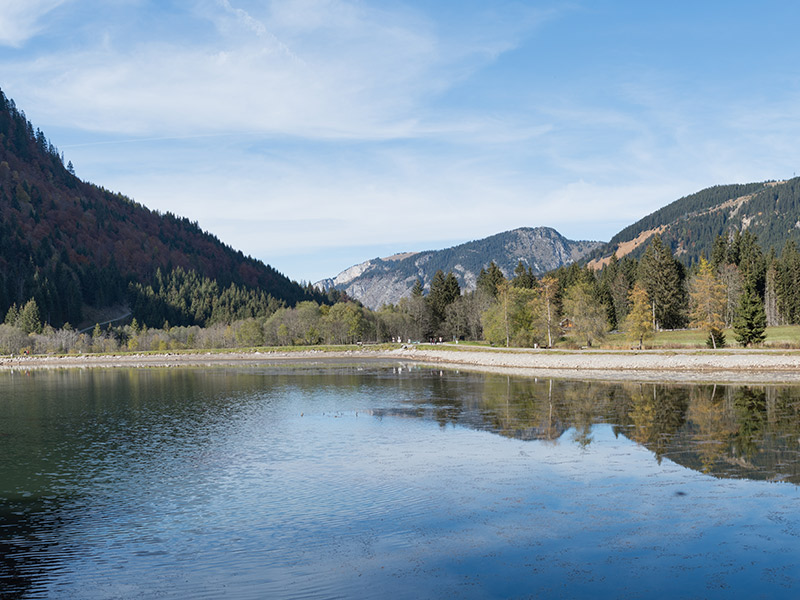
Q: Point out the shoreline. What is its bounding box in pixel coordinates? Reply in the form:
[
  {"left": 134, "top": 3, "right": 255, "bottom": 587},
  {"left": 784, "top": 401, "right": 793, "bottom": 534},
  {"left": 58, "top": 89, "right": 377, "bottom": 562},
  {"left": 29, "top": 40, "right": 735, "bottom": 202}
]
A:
[{"left": 2, "top": 346, "right": 800, "bottom": 383}]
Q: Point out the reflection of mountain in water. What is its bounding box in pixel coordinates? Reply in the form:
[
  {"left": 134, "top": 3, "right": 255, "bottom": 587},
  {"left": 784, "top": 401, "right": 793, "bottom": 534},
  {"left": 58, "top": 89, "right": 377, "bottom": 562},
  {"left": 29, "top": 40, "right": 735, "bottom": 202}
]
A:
[{"left": 397, "top": 375, "right": 800, "bottom": 486}]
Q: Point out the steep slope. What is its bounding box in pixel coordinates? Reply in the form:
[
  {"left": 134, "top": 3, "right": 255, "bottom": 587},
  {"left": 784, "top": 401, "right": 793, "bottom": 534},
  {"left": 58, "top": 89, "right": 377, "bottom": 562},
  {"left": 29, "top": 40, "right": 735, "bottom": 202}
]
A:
[
  {"left": 316, "top": 227, "right": 602, "bottom": 309},
  {"left": 0, "top": 88, "right": 316, "bottom": 327},
  {"left": 588, "top": 179, "right": 800, "bottom": 267}
]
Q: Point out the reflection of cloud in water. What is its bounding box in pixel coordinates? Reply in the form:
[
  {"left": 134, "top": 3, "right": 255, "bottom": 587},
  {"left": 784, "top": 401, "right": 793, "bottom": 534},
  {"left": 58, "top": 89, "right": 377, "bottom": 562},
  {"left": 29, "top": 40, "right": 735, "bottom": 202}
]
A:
[{"left": 3, "top": 367, "right": 800, "bottom": 598}]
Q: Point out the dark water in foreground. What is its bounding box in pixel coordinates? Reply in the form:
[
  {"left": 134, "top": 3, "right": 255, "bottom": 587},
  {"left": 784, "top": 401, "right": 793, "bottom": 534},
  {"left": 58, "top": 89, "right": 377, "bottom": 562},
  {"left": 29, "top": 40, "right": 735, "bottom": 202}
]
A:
[{"left": 1, "top": 364, "right": 799, "bottom": 599}]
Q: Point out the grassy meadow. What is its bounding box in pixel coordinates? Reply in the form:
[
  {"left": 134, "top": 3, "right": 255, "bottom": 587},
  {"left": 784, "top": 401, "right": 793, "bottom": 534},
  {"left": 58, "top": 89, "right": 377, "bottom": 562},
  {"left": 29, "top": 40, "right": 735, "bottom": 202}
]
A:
[{"left": 601, "top": 325, "right": 800, "bottom": 350}]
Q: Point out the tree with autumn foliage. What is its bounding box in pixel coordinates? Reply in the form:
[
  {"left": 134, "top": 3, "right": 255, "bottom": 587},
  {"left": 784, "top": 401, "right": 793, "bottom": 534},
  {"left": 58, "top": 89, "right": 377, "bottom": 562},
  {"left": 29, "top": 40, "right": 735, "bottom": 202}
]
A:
[
  {"left": 689, "top": 258, "right": 727, "bottom": 348},
  {"left": 624, "top": 283, "right": 653, "bottom": 350},
  {"left": 533, "top": 275, "right": 559, "bottom": 348}
]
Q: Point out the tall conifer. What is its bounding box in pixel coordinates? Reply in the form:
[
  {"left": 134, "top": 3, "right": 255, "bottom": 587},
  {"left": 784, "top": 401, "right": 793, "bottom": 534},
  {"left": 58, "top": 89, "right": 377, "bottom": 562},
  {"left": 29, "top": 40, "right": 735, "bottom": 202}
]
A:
[
  {"left": 637, "top": 235, "right": 686, "bottom": 330},
  {"left": 732, "top": 287, "right": 767, "bottom": 346}
]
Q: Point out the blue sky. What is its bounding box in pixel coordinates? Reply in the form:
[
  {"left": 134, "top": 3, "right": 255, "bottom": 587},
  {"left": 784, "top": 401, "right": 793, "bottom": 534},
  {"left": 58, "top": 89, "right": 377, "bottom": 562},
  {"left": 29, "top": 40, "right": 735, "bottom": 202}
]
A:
[{"left": 2, "top": 1, "right": 800, "bottom": 283}]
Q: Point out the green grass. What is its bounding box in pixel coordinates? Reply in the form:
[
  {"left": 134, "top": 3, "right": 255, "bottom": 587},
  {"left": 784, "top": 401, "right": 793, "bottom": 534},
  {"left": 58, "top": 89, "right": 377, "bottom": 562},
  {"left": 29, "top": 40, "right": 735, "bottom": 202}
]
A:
[{"left": 602, "top": 325, "right": 800, "bottom": 349}]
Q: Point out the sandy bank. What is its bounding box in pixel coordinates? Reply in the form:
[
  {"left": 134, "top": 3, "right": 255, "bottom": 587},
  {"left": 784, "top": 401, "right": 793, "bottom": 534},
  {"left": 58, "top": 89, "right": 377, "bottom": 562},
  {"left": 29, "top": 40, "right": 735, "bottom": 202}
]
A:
[{"left": 2, "top": 346, "right": 800, "bottom": 383}]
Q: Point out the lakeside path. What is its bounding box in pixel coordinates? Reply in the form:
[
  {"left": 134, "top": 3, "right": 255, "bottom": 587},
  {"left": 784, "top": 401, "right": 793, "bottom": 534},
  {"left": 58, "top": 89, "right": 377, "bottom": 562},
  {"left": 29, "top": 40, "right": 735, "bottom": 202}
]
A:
[{"left": 2, "top": 346, "right": 800, "bottom": 383}]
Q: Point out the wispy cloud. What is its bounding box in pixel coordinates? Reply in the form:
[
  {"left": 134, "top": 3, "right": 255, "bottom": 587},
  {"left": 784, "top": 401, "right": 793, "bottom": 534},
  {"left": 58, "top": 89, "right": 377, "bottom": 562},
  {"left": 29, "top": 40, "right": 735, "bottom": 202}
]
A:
[
  {"left": 1, "top": 0, "right": 544, "bottom": 145},
  {"left": 0, "top": 0, "right": 70, "bottom": 47},
  {"left": 4, "top": 1, "right": 800, "bottom": 282}
]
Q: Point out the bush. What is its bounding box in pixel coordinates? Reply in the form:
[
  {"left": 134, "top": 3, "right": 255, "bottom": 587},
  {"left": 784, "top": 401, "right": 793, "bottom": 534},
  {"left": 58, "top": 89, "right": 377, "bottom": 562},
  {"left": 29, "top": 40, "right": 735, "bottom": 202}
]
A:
[
  {"left": 0, "top": 324, "right": 28, "bottom": 354},
  {"left": 706, "top": 327, "right": 727, "bottom": 348}
]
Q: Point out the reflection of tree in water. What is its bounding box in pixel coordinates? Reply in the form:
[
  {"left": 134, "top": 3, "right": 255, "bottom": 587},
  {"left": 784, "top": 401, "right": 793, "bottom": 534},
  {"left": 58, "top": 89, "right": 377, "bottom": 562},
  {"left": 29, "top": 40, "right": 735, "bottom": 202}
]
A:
[
  {"left": 626, "top": 384, "right": 689, "bottom": 461},
  {"left": 561, "top": 381, "right": 608, "bottom": 448},
  {"left": 732, "top": 387, "right": 766, "bottom": 460},
  {"left": 398, "top": 370, "right": 800, "bottom": 484},
  {"left": 478, "top": 376, "right": 568, "bottom": 442},
  {"left": 685, "top": 385, "right": 739, "bottom": 474}
]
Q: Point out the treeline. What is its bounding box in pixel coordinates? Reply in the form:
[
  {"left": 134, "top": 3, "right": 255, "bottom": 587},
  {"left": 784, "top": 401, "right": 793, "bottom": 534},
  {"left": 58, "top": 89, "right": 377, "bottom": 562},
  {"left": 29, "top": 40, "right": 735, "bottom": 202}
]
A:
[
  {"left": 3, "top": 229, "right": 800, "bottom": 356},
  {"left": 368, "top": 228, "right": 798, "bottom": 349},
  {"left": 471, "top": 228, "right": 797, "bottom": 348}
]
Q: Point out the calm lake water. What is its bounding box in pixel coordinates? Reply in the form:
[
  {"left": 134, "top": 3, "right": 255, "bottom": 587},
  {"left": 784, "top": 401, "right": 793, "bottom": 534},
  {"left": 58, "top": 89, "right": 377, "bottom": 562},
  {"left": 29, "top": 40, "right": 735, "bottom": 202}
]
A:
[{"left": 1, "top": 362, "right": 799, "bottom": 599}]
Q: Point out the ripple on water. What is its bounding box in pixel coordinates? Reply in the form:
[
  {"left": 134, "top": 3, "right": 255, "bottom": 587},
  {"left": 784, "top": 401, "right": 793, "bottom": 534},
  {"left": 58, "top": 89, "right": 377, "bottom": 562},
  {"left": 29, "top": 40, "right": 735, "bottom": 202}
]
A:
[{"left": 2, "top": 367, "right": 800, "bottom": 599}]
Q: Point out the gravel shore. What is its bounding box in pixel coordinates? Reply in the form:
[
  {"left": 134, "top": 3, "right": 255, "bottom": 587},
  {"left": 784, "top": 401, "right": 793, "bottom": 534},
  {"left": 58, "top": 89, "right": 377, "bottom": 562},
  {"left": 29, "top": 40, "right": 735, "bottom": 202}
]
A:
[
  {"left": 393, "top": 346, "right": 800, "bottom": 383},
  {"left": 2, "top": 345, "right": 800, "bottom": 383}
]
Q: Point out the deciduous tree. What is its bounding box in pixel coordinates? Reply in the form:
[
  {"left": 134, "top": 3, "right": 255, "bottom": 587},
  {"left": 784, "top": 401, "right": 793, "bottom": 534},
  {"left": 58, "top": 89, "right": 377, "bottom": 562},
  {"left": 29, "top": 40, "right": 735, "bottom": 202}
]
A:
[
  {"left": 532, "top": 275, "right": 559, "bottom": 348},
  {"left": 689, "top": 258, "right": 726, "bottom": 349},
  {"left": 625, "top": 283, "right": 653, "bottom": 350},
  {"left": 561, "top": 282, "right": 607, "bottom": 347}
]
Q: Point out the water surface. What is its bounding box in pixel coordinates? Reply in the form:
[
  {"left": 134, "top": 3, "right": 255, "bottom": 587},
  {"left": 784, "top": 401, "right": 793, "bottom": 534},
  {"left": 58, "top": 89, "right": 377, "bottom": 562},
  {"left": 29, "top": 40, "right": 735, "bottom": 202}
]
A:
[{"left": 1, "top": 364, "right": 799, "bottom": 598}]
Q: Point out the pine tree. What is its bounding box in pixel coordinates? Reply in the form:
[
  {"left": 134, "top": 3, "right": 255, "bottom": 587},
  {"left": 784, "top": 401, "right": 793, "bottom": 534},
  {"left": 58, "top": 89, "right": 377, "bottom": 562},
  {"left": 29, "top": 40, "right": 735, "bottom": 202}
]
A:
[
  {"left": 18, "top": 299, "right": 42, "bottom": 334},
  {"left": 476, "top": 261, "right": 505, "bottom": 298},
  {"left": 511, "top": 260, "right": 536, "bottom": 289},
  {"left": 732, "top": 286, "right": 767, "bottom": 347},
  {"left": 428, "top": 270, "right": 460, "bottom": 335},
  {"left": 637, "top": 235, "right": 686, "bottom": 330},
  {"left": 736, "top": 230, "right": 766, "bottom": 296},
  {"left": 411, "top": 278, "right": 424, "bottom": 297},
  {"left": 4, "top": 303, "right": 19, "bottom": 326}
]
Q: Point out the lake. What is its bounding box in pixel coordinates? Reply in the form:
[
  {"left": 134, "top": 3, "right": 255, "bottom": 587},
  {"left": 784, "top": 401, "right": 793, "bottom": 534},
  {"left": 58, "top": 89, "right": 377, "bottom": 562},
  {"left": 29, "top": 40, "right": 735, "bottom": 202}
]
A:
[{"left": 1, "top": 362, "right": 799, "bottom": 599}]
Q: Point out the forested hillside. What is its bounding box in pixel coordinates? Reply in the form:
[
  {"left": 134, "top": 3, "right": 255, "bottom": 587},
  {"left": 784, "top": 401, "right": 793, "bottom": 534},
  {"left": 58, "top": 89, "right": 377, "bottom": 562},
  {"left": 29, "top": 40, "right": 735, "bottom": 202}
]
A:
[
  {"left": 589, "top": 179, "right": 800, "bottom": 266},
  {"left": 0, "top": 88, "right": 325, "bottom": 328}
]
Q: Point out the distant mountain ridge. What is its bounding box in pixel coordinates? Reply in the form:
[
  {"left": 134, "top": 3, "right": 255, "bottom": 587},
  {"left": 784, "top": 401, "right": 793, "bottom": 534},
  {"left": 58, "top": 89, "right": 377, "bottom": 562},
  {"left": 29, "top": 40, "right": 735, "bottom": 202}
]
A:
[
  {"left": 316, "top": 227, "right": 603, "bottom": 309},
  {"left": 588, "top": 179, "right": 800, "bottom": 267}
]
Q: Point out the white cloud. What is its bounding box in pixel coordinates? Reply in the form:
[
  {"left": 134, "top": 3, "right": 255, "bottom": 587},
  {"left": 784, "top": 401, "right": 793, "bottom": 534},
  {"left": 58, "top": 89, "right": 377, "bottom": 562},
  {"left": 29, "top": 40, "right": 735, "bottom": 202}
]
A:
[
  {"left": 0, "top": 3, "right": 440, "bottom": 137},
  {"left": 6, "top": 1, "right": 800, "bottom": 283},
  {"left": 0, "top": 0, "right": 69, "bottom": 47},
  {"left": 1, "top": 0, "right": 542, "bottom": 146}
]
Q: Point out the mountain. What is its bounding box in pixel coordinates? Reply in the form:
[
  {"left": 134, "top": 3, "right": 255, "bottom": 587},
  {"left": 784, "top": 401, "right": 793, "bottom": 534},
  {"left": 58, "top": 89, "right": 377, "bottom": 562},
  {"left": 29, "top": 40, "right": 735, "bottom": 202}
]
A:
[
  {"left": 0, "top": 88, "right": 319, "bottom": 328},
  {"left": 588, "top": 179, "right": 800, "bottom": 268},
  {"left": 316, "top": 227, "right": 603, "bottom": 309}
]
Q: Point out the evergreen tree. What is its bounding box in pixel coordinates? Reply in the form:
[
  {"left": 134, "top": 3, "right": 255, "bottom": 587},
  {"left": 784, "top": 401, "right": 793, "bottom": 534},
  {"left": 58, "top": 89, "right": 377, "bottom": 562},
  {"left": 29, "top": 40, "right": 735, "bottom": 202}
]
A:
[
  {"left": 511, "top": 260, "right": 536, "bottom": 289},
  {"left": 736, "top": 230, "right": 766, "bottom": 296},
  {"left": 18, "top": 298, "right": 42, "bottom": 334},
  {"left": 4, "top": 303, "right": 19, "bottom": 326},
  {"left": 717, "top": 263, "right": 744, "bottom": 327},
  {"left": 776, "top": 240, "right": 800, "bottom": 324},
  {"left": 732, "top": 286, "right": 767, "bottom": 347},
  {"left": 710, "top": 233, "right": 729, "bottom": 270},
  {"left": 476, "top": 261, "right": 505, "bottom": 298},
  {"left": 637, "top": 235, "right": 686, "bottom": 330},
  {"left": 427, "top": 270, "right": 461, "bottom": 335}
]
